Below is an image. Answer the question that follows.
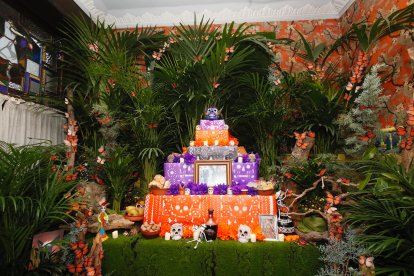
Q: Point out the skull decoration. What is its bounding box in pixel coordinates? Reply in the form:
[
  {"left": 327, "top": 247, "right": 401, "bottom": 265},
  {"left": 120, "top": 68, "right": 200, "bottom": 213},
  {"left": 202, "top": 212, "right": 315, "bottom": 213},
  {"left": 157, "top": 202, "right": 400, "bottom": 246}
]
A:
[
  {"left": 205, "top": 106, "right": 220, "bottom": 120},
  {"left": 238, "top": 224, "right": 251, "bottom": 243},
  {"left": 170, "top": 223, "right": 183, "bottom": 240}
]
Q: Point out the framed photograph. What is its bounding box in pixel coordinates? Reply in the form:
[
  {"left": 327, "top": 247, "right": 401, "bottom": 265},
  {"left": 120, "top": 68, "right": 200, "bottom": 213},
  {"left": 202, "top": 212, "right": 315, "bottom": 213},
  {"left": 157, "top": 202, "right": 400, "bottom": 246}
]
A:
[
  {"left": 259, "top": 214, "right": 279, "bottom": 241},
  {"left": 194, "top": 160, "right": 232, "bottom": 187}
]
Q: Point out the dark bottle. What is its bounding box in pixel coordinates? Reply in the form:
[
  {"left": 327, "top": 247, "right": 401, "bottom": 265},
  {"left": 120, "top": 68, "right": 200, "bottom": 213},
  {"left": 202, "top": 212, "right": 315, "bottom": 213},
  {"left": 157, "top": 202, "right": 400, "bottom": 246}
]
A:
[{"left": 204, "top": 208, "right": 218, "bottom": 241}]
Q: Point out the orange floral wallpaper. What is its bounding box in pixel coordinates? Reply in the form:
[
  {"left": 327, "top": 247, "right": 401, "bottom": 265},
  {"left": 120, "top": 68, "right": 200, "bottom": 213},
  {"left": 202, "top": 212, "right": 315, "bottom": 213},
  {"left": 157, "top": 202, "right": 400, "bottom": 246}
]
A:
[
  {"left": 340, "top": 0, "right": 413, "bottom": 126},
  {"left": 123, "top": 0, "right": 413, "bottom": 126}
]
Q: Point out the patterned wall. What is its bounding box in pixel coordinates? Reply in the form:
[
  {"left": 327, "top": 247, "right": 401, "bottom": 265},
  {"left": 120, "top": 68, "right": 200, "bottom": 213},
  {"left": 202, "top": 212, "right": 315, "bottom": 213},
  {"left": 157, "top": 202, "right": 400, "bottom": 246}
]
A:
[
  {"left": 340, "top": 0, "right": 413, "bottom": 126},
  {"left": 126, "top": 0, "right": 413, "bottom": 127}
]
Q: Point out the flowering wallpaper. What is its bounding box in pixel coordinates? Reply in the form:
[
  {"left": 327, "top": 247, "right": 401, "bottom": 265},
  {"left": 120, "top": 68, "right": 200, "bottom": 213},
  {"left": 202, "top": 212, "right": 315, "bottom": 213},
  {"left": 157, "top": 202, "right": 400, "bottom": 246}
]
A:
[
  {"left": 125, "top": 0, "right": 413, "bottom": 127},
  {"left": 341, "top": 0, "right": 413, "bottom": 126}
]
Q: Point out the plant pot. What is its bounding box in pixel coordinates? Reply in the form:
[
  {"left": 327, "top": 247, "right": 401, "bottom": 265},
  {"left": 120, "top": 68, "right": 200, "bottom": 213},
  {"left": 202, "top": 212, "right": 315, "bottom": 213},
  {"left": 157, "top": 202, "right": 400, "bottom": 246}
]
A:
[
  {"left": 150, "top": 187, "right": 168, "bottom": 195},
  {"left": 257, "top": 189, "right": 274, "bottom": 196},
  {"left": 240, "top": 190, "right": 248, "bottom": 195},
  {"left": 124, "top": 214, "right": 144, "bottom": 222},
  {"left": 141, "top": 229, "right": 160, "bottom": 239}
]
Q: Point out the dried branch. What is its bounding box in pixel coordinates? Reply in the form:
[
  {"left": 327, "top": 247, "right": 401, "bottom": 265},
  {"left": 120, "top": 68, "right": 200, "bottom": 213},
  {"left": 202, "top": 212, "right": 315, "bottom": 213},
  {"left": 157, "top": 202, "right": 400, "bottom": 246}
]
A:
[{"left": 289, "top": 209, "right": 326, "bottom": 219}]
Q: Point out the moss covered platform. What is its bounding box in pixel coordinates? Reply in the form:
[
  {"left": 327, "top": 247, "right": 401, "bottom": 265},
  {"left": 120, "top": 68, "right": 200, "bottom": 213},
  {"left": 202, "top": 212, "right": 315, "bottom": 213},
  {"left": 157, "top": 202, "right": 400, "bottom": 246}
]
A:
[{"left": 102, "top": 236, "right": 321, "bottom": 275}]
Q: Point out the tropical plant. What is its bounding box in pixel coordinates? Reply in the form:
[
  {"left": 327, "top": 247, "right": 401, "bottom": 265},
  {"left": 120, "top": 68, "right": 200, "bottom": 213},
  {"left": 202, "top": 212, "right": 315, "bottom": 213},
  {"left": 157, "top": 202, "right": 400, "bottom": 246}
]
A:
[
  {"left": 234, "top": 72, "right": 289, "bottom": 176},
  {"left": 351, "top": 4, "right": 414, "bottom": 54},
  {"left": 0, "top": 143, "right": 76, "bottom": 274},
  {"left": 59, "top": 15, "right": 165, "bottom": 149},
  {"left": 295, "top": 77, "right": 343, "bottom": 154},
  {"left": 346, "top": 149, "right": 414, "bottom": 275},
  {"left": 102, "top": 145, "right": 134, "bottom": 213},
  {"left": 128, "top": 88, "right": 170, "bottom": 189},
  {"left": 152, "top": 17, "right": 280, "bottom": 147}
]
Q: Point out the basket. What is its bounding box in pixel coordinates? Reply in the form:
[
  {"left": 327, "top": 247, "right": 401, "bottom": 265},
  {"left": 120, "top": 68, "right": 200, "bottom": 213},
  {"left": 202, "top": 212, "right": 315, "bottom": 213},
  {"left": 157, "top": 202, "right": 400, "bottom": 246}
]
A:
[
  {"left": 141, "top": 229, "right": 161, "bottom": 239},
  {"left": 150, "top": 187, "right": 169, "bottom": 195},
  {"left": 257, "top": 189, "right": 274, "bottom": 196}
]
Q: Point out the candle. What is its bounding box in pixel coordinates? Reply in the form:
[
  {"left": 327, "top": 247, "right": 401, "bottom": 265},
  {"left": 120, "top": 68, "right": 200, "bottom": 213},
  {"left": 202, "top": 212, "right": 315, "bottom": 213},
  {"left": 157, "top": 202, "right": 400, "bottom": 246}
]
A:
[
  {"left": 278, "top": 234, "right": 285, "bottom": 241},
  {"left": 179, "top": 157, "right": 184, "bottom": 163},
  {"left": 214, "top": 140, "right": 219, "bottom": 146},
  {"left": 190, "top": 141, "right": 195, "bottom": 147},
  {"left": 203, "top": 141, "right": 208, "bottom": 146},
  {"left": 238, "top": 156, "right": 243, "bottom": 163},
  {"left": 227, "top": 187, "right": 232, "bottom": 195},
  {"left": 230, "top": 140, "right": 235, "bottom": 146},
  {"left": 193, "top": 231, "right": 200, "bottom": 240},
  {"left": 250, "top": 234, "right": 256, "bottom": 242},
  {"left": 165, "top": 232, "right": 171, "bottom": 240},
  {"left": 112, "top": 230, "right": 118, "bottom": 239}
]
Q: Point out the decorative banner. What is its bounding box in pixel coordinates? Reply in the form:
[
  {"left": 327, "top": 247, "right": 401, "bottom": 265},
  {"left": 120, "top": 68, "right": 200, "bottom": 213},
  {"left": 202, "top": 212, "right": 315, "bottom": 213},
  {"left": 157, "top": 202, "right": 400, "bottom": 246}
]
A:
[
  {"left": 199, "top": 119, "right": 228, "bottom": 130},
  {"left": 187, "top": 145, "right": 238, "bottom": 160},
  {"left": 195, "top": 129, "right": 229, "bottom": 144},
  {"left": 144, "top": 194, "right": 276, "bottom": 228},
  {"left": 164, "top": 161, "right": 258, "bottom": 185}
]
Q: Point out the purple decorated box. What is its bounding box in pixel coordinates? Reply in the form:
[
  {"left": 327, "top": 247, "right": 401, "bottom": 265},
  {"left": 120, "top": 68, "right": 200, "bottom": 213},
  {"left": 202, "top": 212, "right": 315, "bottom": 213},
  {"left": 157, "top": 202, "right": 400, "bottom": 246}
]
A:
[
  {"left": 164, "top": 163, "right": 194, "bottom": 185},
  {"left": 164, "top": 161, "right": 258, "bottom": 186},
  {"left": 232, "top": 161, "right": 259, "bottom": 186},
  {"left": 199, "top": 120, "right": 228, "bottom": 130}
]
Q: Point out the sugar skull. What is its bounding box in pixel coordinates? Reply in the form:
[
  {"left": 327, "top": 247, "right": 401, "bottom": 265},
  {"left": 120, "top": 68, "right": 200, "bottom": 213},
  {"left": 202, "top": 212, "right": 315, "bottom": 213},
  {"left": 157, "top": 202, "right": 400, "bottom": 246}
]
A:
[
  {"left": 170, "top": 223, "right": 183, "bottom": 240},
  {"left": 238, "top": 224, "right": 251, "bottom": 243},
  {"left": 205, "top": 106, "right": 220, "bottom": 120}
]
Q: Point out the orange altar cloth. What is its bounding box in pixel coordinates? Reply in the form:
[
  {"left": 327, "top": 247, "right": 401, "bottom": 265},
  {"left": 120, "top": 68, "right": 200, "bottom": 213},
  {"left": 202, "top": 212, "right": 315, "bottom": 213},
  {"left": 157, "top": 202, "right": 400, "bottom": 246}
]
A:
[{"left": 144, "top": 194, "right": 277, "bottom": 228}]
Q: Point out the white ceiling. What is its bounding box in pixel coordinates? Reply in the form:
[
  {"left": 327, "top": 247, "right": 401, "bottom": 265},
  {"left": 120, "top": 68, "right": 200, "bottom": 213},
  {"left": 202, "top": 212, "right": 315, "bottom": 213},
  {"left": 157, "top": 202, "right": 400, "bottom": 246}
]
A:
[{"left": 73, "top": 0, "right": 355, "bottom": 28}]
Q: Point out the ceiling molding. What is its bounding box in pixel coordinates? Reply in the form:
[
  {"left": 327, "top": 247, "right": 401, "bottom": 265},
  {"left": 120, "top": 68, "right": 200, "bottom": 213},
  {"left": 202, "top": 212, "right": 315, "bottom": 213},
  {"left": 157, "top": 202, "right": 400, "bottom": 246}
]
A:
[{"left": 73, "top": 0, "right": 355, "bottom": 28}]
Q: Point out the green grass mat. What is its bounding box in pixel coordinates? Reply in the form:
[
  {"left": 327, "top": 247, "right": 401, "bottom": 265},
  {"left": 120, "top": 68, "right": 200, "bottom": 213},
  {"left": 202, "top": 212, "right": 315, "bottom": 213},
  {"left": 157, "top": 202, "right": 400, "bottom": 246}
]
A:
[{"left": 102, "top": 236, "right": 321, "bottom": 276}]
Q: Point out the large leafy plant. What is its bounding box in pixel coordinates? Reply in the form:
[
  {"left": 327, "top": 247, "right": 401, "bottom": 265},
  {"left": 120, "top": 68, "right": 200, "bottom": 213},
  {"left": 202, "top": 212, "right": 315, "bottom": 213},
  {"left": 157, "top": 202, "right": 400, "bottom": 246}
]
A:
[
  {"left": 152, "top": 17, "right": 278, "bottom": 147},
  {"left": 0, "top": 143, "right": 75, "bottom": 274},
  {"left": 102, "top": 145, "right": 134, "bottom": 213},
  {"left": 347, "top": 149, "right": 414, "bottom": 275}
]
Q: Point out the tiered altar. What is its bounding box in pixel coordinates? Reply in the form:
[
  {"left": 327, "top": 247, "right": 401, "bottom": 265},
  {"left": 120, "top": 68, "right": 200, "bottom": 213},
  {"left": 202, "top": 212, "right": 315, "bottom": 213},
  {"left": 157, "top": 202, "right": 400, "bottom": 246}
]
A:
[{"left": 145, "top": 108, "right": 277, "bottom": 239}]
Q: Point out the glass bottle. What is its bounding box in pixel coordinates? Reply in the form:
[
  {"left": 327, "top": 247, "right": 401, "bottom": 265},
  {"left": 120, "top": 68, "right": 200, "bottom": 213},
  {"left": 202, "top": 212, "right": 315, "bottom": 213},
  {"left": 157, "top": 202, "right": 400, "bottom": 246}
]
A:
[{"left": 204, "top": 208, "right": 218, "bottom": 241}]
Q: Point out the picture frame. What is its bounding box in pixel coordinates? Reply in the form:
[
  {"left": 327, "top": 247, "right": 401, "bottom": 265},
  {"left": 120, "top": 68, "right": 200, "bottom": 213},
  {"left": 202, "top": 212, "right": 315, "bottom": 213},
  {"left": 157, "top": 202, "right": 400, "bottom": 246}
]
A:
[
  {"left": 259, "top": 214, "right": 279, "bottom": 241},
  {"left": 194, "top": 160, "right": 232, "bottom": 187}
]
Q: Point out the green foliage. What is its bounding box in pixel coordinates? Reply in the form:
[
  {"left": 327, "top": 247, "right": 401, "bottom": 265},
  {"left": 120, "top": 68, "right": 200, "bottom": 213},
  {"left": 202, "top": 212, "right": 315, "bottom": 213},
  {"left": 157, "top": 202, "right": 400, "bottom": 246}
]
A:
[
  {"left": 153, "top": 18, "right": 277, "bottom": 147},
  {"left": 317, "top": 231, "right": 367, "bottom": 276},
  {"left": 102, "top": 236, "right": 321, "bottom": 276},
  {"left": 336, "top": 65, "right": 389, "bottom": 155},
  {"left": 347, "top": 152, "right": 414, "bottom": 275},
  {"left": 0, "top": 143, "right": 75, "bottom": 274},
  {"left": 234, "top": 72, "right": 289, "bottom": 176},
  {"left": 351, "top": 4, "right": 414, "bottom": 53},
  {"left": 103, "top": 145, "right": 134, "bottom": 213},
  {"left": 294, "top": 78, "right": 343, "bottom": 154}
]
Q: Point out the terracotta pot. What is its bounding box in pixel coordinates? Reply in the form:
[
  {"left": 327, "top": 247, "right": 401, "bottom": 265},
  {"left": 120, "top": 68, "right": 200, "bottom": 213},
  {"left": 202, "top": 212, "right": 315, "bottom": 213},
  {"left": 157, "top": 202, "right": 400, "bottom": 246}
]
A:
[
  {"left": 257, "top": 189, "right": 274, "bottom": 196},
  {"left": 150, "top": 187, "right": 168, "bottom": 195}
]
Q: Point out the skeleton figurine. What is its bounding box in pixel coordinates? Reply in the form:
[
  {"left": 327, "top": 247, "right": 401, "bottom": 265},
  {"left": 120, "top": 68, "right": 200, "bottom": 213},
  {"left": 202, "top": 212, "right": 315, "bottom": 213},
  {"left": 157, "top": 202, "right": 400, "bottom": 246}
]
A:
[
  {"left": 238, "top": 224, "right": 251, "bottom": 243},
  {"left": 170, "top": 223, "right": 183, "bottom": 240},
  {"left": 205, "top": 106, "right": 220, "bottom": 120},
  {"left": 276, "top": 190, "right": 295, "bottom": 234},
  {"left": 187, "top": 224, "right": 211, "bottom": 249}
]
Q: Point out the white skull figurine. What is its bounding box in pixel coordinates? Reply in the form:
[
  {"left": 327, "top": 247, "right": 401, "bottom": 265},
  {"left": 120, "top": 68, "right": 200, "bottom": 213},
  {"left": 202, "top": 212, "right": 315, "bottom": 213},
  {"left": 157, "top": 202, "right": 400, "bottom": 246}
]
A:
[
  {"left": 171, "top": 223, "right": 183, "bottom": 240},
  {"left": 238, "top": 224, "right": 251, "bottom": 243}
]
